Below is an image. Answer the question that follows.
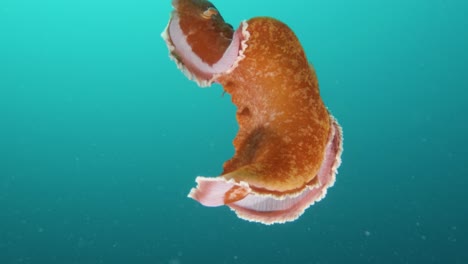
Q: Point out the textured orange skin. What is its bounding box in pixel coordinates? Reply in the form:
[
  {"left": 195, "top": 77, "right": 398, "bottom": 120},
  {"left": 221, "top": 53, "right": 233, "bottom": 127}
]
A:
[
  {"left": 216, "top": 18, "right": 330, "bottom": 194},
  {"left": 173, "top": 0, "right": 234, "bottom": 65},
  {"left": 170, "top": 1, "right": 331, "bottom": 194}
]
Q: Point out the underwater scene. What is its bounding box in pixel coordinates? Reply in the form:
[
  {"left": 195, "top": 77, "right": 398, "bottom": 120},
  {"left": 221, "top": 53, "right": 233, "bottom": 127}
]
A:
[{"left": 1, "top": 0, "right": 467, "bottom": 263}]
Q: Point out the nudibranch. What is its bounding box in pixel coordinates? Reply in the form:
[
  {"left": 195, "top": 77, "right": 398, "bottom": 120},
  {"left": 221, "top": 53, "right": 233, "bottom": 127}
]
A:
[{"left": 162, "top": 0, "right": 343, "bottom": 225}]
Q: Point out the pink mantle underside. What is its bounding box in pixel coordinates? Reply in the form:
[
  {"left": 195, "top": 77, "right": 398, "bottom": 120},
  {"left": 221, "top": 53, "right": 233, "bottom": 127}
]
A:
[{"left": 188, "top": 116, "right": 343, "bottom": 225}]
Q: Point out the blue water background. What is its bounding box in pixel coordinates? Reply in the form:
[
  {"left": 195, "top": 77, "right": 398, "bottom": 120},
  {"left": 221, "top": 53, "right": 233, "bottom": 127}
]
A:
[{"left": 1, "top": 0, "right": 467, "bottom": 263}]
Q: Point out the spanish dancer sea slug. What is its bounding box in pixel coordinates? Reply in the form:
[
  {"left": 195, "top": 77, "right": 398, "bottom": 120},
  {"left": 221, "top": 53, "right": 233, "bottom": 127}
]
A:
[{"left": 162, "top": 0, "right": 343, "bottom": 225}]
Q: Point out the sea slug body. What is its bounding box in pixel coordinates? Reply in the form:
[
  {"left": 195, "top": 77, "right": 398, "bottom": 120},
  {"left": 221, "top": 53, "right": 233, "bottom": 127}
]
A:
[{"left": 162, "top": 0, "right": 343, "bottom": 224}]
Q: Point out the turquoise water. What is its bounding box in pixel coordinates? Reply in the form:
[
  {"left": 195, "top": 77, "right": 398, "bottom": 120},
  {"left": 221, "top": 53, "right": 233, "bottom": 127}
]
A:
[{"left": 1, "top": 0, "right": 467, "bottom": 263}]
